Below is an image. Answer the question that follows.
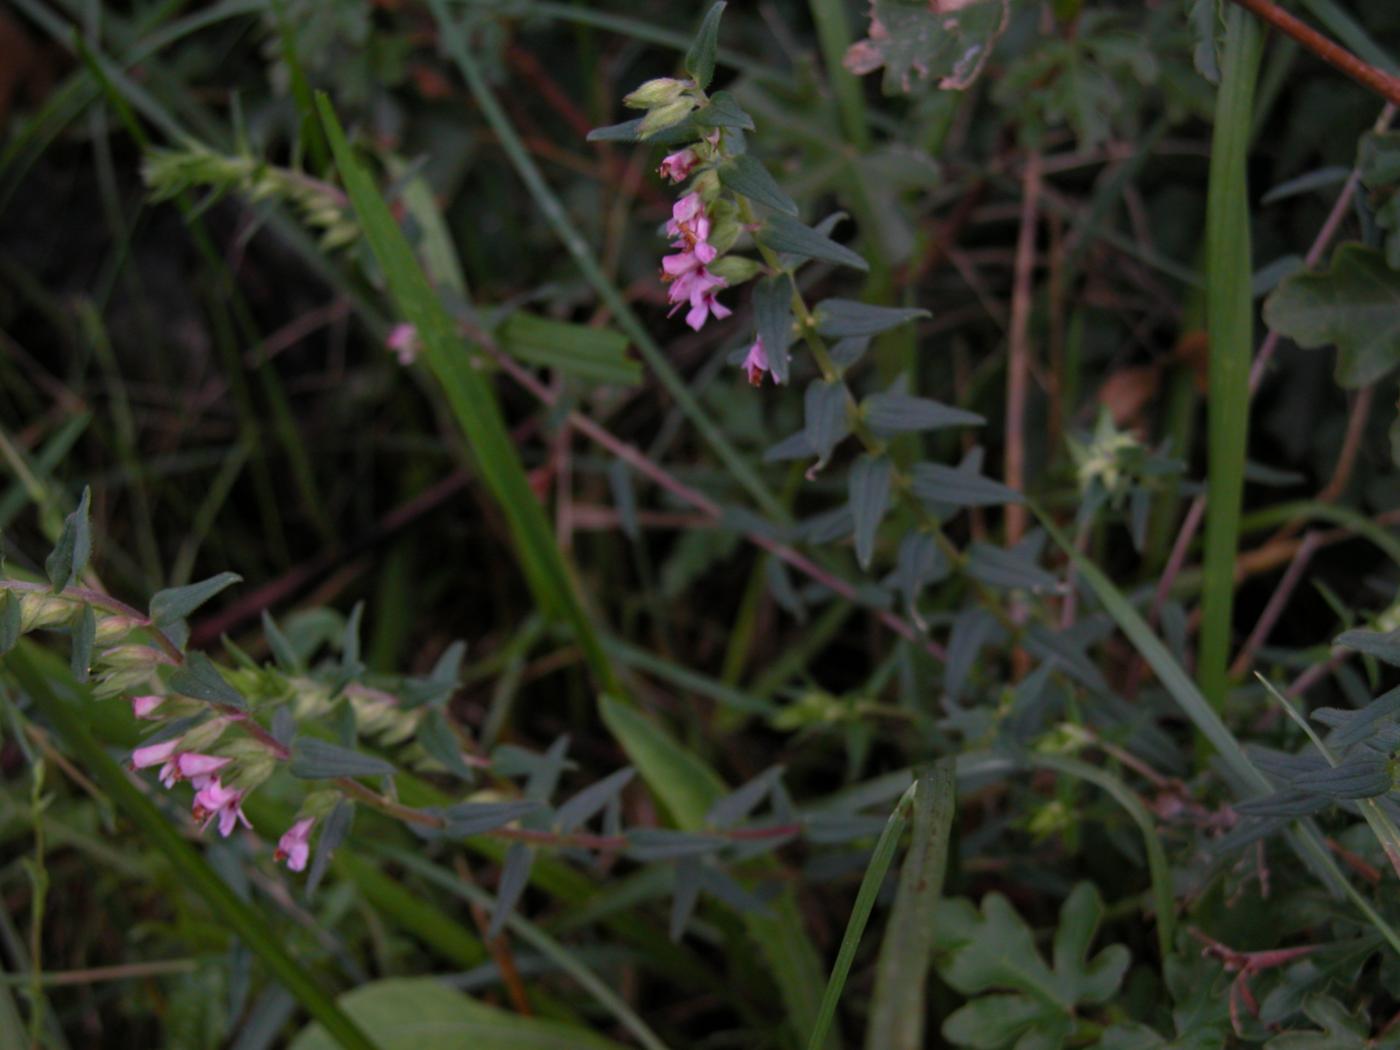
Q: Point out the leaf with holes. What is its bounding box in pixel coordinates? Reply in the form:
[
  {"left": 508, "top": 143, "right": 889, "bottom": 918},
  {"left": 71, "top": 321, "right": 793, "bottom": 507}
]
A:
[{"left": 844, "top": 0, "right": 1010, "bottom": 95}]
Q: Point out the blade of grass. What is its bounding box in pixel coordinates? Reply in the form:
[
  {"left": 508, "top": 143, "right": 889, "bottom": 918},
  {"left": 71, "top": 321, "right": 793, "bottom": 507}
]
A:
[
  {"left": 423, "top": 0, "right": 785, "bottom": 522},
  {"left": 1199, "top": 5, "right": 1263, "bottom": 709},
  {"left": 3, "top": 645, "right": 381, "bottom": 1050},
  {"left": 808, "top": 780, "right": 917, "bottom": 1050},
  {"left": 316, "top": 95, "right": 621, "bottom": 695},
  {"left": 863, "top": 762, "right": 955, "bottom": 1050},
  {"left": 805, "top": 0, "right": 870, "bottom": 149},
  {"left": 1035, "top": 503, "right": 1400, "bottom": 956},
  {"left": 375, "top": 846, "right": 674, "bottom": 1050}
]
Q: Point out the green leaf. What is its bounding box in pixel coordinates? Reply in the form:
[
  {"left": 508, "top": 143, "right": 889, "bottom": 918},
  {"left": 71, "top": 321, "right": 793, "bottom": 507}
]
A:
[
  {"left": 1263, "top": 244, "right": 1400, "bottom": 388},
  {"left": 759, "top": 213, "right": 869, "bottom": 272},
  {"left": 497, "top": 313, "right": 640, "bottom": 386},
  {"left": 290, "top": 738, "right": 395, "bottom": 780},
  {"left": 718, "top": 154, "right": 797, "bottom": 215},
  {"left": 804, "top": 380, "right": 850, "bottom": 467},
  {"left": 316, "top": 94, "right": 622, "bottom": 695},
  {"left": 844, "top": 0, "right": 1009, "bottom": 94},
  {"left": 850, "top": 455, "right": 893, "bottom": 571},
  {"left": 70, "top": 604, "right": 95, "bottom": 683},
  {"left": 417, "top": 709, "right": 476, "bottom": 781},
  {"left": 45, "top": 486, "right": 91, "bottom": 592},
  {"left": 168, "top": 651, "right": 247, "bottom": 709},
  {"left": 863, "top": 393, "right": 983, "bottom": 436},
  {"left": 586, "top": 117, "right": 646, "bottom": 142},
  {"left": 690, "top": 89, "right": 753, "bottom": 131},
  {"left": 965, "top": 543, "right": 1059, "bottom": 592},
  {"left": 865, "top": 762, "right": 956, "bottom": 1050},
  {"left": 814, "top": 299, "right": 929, "bottom": 338},
  {"left": 149, "top": 572, "right": 242, "bottom": 627},
  {"left": 909, "top": 463, "right": 1022, "bottom": 507},
  {"left": 753, "top": 276, "right": 794, "bottom": 384},
  {"left": 1263, "top": 994, "right": 1377, "bottom": 1049},
  {"left": 291, "top": 978, "right": 628, "bottom": 1050},
  {"left": 685, "top": 2, "right": 727, "bottom": 91},
  {"left": 935, "top": 883, "right": 1129, "bottom": 1049}
]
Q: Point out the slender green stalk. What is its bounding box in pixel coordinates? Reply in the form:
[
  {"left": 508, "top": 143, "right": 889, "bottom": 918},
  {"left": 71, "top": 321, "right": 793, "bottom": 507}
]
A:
[
  {"left": 424, "top": 0, "right": 785, "bottom": 521},
  {"left": 4, "top": 646, "right": 380, "bottom": 1050},
  {"left": 1199, "top": 7, "right": 1263, "bottom": 709},
  {"left": 806, "top": 0, "right": 871, "bottom": 149}
]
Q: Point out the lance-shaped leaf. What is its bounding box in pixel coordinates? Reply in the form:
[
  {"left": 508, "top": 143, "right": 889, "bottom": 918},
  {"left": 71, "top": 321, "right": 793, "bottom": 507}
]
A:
[
  {"left": 1262, "top": 244, "right": 1400, "bottom": 388},
  {"left": 804, "top": 380, "right": 850, "bottom": 468},
  {"left": 910, "top": 462, "right": 1022, "bottom": 508},
  {"left": 149, "top": 572, "right": 242, "bottom": 627},
  {"left": 685, "top": 2, "right": 726, "bottom": 90},
  {"left": 0, "top": 592, "right": 20, "bottom": 655},
  {"left": 168, "top": 651, "right": 247, "bottom": 709},
  {"left": 1335, "top": 626, "right": 1400, "bottom": 667},
  {"left": 70, "top": 604, "right": 96, "bottom": 683},
  {"left": 691, "top": 90, "right": 753, "bottom": 131},
  {"left": 759, "top": 213, "right": 869, "bottom": 272},
  {"left": 718, "top": 154, "right": 797, "bottom": 215},
  {"left": 555, "top": 767, "right": 636, "bottom": 833},
  {"left": 965, "top": 542, "right": 1060, "bottom": 592},
  {"left": 46, "top": 486, "right": 92, "bottom": 592},
  {"left": 753, "top": 275, "right": 794, "bottom": 385},
  {"left": 1286, "top": 753, "right": 1393, "bottom": 800},
  {"left": 814, "top": 299, "right": 929, "bottom": 338},
  {"left": 489, "top": 843, "right": 534, "bottom": 937},
  {"left": 290, "top": 738, "right": 395, "bottom": 780},
  {"left": 850, "top": 455, "right": 893, "bottom": 570},
  {"left": 416, "top": 709, "right": 476, "bottom": 781},
  {"left": 707, "top": 766, "right": 784, "bottom": 828},
  {"left": 306, "top": 800, "right": 353, "bottom": 898},
  {"left": 864, "top": 393, "right": 984, "bottom": 436}
]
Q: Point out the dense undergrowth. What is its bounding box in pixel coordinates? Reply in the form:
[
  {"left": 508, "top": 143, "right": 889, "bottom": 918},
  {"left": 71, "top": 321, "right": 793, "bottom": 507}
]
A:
[{"left": 3, "top": 0, "right": 1400, "bottom": 1047}]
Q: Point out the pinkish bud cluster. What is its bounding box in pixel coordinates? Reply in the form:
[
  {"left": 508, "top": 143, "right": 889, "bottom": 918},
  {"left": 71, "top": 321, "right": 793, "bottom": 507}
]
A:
[{"left": 661, "top": 192, "right": 732, "bottom": 332}]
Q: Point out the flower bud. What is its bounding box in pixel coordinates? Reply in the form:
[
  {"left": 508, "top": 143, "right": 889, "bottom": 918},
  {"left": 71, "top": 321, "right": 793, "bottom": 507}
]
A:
[
  {"left": 639, "top": 98, "right": 697, "bottom": 139},
  {"left": 707, "top": 216, "right": 743, "bottom": 255},
  {"left": 691, "top": 169, "right": 721, "bottom": 205},
  {"left": 179, "top": 718, "right": 229, "bottom": 755},
  {"left": 301, "top": 789, "right": 344, "bottom": 819},
  {"left": 94, "top": 614, "right": 141, "bottom": 646},
  {"left": 708, "top": 255, "right": 762, "bottom": 285},
  {"left": 99, "top": 644, "right": 169, "bottom": 669},
  {"left": 225, "top": 753, "right": 275, "bottom": 794},
  {"left": 623, "top": 77, "right": 686, "bottom": 110},
  {"left": 20, "top": 593, "right": 72, "bottom": 631}
]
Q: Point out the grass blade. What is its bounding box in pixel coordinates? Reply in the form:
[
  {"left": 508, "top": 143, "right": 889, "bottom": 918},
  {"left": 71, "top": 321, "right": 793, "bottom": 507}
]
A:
[
  {"left": 808, "top": 781, "right": 915, "bottom": 1050},
  {"left": 1199, "top": 5, "right": 1263, "bottom": 708},
  {"left": 316, "top": 95, "right": 621, "bottom": 695},
  {"left": 863, "top": 762, "right": 955, "bottom": 1050},
  {"left": 4, "top": 645, "right": 380, "bottom": 1050}
]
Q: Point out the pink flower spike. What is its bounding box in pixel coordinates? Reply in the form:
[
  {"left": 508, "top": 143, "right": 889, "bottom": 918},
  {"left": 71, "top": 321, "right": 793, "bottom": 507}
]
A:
[
  {"left": 658, "top": 147, "right": 699, "bottom": 183},
  {"left": 130, "top": 695, "right": 163, "bottom": 720},
  {"left": 275, "top": 817, "right": 315, "bottom": 872},
  {"left": 131, "top": 739, "right": 179, "bottom": 771},
  {"left": 192, "top": 779, "right": 250, "bottom": 838}
]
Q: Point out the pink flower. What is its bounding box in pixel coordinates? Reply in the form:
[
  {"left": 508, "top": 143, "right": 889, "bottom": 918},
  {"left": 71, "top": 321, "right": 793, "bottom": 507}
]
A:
[
  {"left": 176, "top": 752, "right": 231, "bottom": 789},
  {"left": 130, "top": 695, "right": 164, "bottom": 720},
  {"left": 192, "top": 778, "right": 251, "bottom": 838},
  {"left": 666, "top": 192, "right": 707, "bottom": 243},
  {"left": 658, "top": 191, "right": 731, "bottom": 332},
  {"left": 742, "top": 336, "right": 780, "bottom": 386},
  {"left": 658, "top": 147, "right": 700, "bottom": 183},
  {"left": 132, "top": 739, "right": 185, "bottom": 785},
  {"left": 386, "top": 323, "right": 419, "bottom": 365},
  {"left": 275, "top": 817, "right": 315, "bottom": 872}
]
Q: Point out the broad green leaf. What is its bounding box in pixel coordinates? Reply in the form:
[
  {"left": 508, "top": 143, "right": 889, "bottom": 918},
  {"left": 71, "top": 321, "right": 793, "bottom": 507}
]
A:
[
  {"left": 290, "top": 738, "right": 395, "bottom": 779},
  {"left": 760, "top": 214, "right": 869, "bottom": 272},
  {"left": 291, "top": 978, "right": 628, "bottom": 1050},
  {"left": 718, "top": 153, "right": 797, "bottom": 215},
  {"left": 849, "top": 455, "right": 892, "bottom": 570},
  {"left": 935, "top": 883, "right": 1129, "bottom": 1050},
  {"left": 168, "top": 651, "right": 247, "bottom": 709},
  {"left": 1263, "top": 244, "right": 1400, "bottom": 388},
  {"left": 497, "top": 313, "right": 640, "bottom": 386},
  {"left": 685, "top": 2, "right": 726, "bottom": 91},
  {"left": 149, "top": 572, "right": 242, "bottom": 627},
  {"left": 814, "top": 299, "right": 929, "bottom": 338},
  {"left": 45, "top": 486, "right": 92, "bottom": 592},
  {"left": 865, "top": 762, "right": 956, "bottom": 1050},
  {"left": 844, "top": 0, "right": 1009, "bottom": 94}
]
